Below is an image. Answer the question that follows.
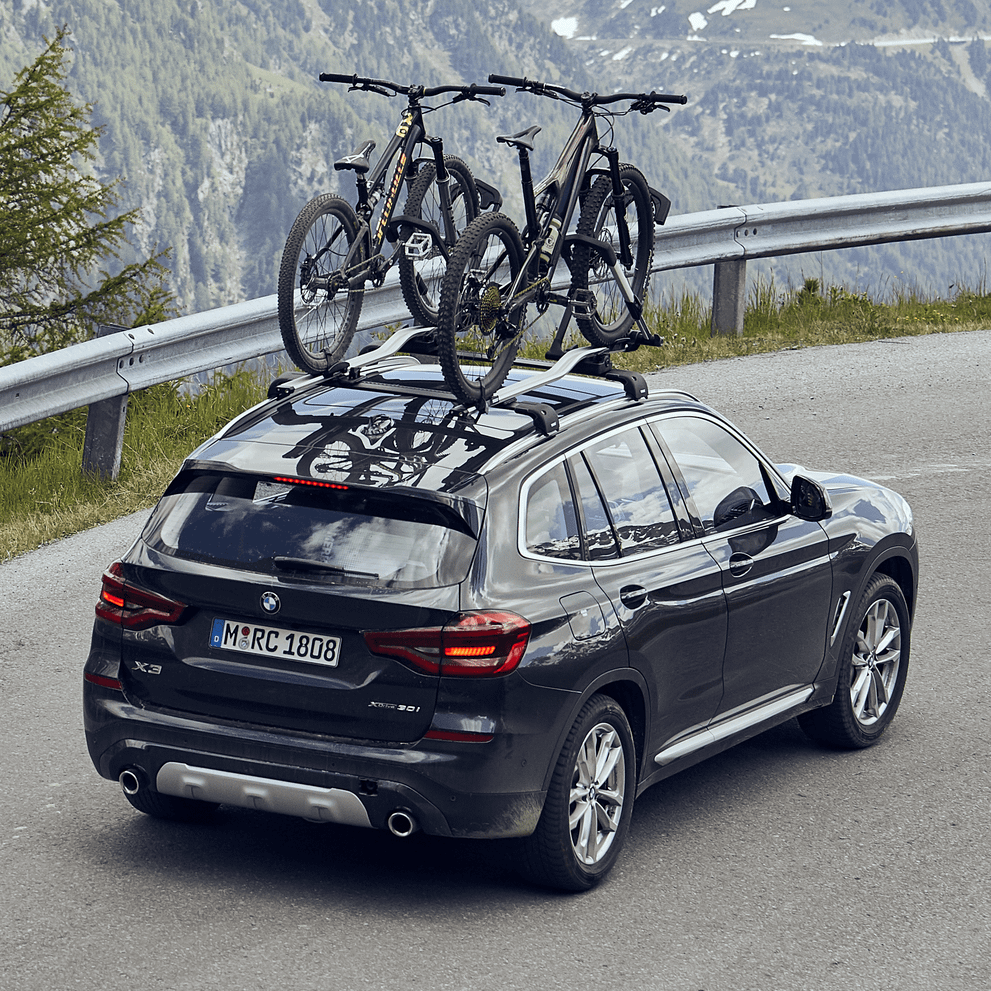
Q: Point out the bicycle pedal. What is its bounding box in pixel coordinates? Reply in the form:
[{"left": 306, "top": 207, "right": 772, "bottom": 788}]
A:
[
  {"left": 403, "top": 232, "right": 434, "bottom": 259},
  {"left": 568, "top": 288, "right": 597, "bottom": 315}
]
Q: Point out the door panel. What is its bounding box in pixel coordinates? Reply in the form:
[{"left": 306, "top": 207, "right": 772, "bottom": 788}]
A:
[
  {"left": 703, "top": 515, "right": 832, "bottom": 715},
  {"left": 651, "top": 413, "right": 833, "bottom": 719}
]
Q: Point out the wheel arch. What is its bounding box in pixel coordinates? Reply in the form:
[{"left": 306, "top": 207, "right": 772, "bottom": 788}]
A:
[
  {"left": 872, "top": 549, "right": 917, "bottom": 622},
  {"left": 539, "top": 669, "right": 649, "bottom": 795}
]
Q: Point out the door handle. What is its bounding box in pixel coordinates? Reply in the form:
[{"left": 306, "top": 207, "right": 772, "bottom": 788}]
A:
[
  {"left": 619, "top": 584, "right": 648, "bottom": 609},
  {"left": 728, "top": 552, "right": 753, "bottom": 577}
]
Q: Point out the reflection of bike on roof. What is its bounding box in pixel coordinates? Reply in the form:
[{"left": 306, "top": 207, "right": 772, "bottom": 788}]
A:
[
  {"left": 277, "top": 72, "right": 505, "bottom": 376},
  {"left": 278, "top": 392, "right": 489, "bottom": 489}
]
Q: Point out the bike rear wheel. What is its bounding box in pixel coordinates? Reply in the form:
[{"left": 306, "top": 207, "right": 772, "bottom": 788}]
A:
[
  {"left": 570, "top": 164, "right": 654, "bottom": 347},
  {"left": 278, "top": 194, "right": 363, "bottom": 374},
  {"left": 436, "top": 212, "right": 526, "bottom": 407},
  {"left": 399, "top": 156, "right": 480, "bottom": 326}
]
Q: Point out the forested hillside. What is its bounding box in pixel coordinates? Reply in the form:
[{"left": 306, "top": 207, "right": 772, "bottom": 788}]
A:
[
  {"left": 0, "top": 0, "right": 710, "bottom": 314},
  {"left": 3, "top": 0, "right": 991, "bottom": 314}
]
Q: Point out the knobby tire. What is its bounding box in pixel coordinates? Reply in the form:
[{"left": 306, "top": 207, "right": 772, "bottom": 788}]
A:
[
  {"left": 278, "top": 194, "right": 363, "bottom": 374},
  {"left": 571, "top": 164, "right": 654, "bottom": 347},
  {"left": 436, "top": 212, "right": 526, "bottom": 407},
  {"left": 399, "top": 156, "right": 480, "bottom": 326}
]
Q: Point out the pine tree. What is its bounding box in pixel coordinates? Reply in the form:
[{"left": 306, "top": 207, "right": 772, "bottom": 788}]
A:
[{"left": 0, "top": 27, "right": 174, "bottom": 365}]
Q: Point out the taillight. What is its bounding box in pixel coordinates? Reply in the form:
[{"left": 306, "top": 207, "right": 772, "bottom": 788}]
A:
[
  {"left": 95, "top": 561, "right": 187, "bottom": 630},
  {"left": 364, "top": 611, "right": 530, "bottom": 677}
]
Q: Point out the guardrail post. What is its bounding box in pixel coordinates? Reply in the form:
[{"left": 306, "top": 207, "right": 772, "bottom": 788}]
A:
[
  {"left": 710, "top": 258, "right": 747, "bottom": 335},
  {"left": 81, "top": 324, "right": 130, "bottom": 480},
  {"left": 709, "top": 204, "right": 747, "bottom": 336}
]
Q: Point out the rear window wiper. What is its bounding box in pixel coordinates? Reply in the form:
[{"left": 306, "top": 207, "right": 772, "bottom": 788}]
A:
[{"left": 272, "top": 556, "right": 379, "bottom": 579}]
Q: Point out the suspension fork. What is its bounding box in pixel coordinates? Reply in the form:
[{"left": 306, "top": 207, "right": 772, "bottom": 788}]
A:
[
  {"left": 423, "top": 134, "right": 459, "bottom": 244},
  {"left": 602, "top": 146, "right": 635, "bottom": 270}
]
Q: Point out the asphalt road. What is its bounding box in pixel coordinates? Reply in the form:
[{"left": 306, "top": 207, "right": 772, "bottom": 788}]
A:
[{"left": 2, "top": 331, "right": 989, "bottom": 991}]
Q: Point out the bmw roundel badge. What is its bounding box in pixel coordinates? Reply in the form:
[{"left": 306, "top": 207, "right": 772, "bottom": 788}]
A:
[{"left": 260, "top": 591, "right": 281, "bottom": 614}]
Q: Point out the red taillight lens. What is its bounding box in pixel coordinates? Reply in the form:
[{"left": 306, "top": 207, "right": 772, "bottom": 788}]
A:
[
  {"left": 95, "top": 561, "right": 187, "bottom": 630},
  {"left": 364, "top": 611, "right": 530, "bottom": 677},
  {"left": 84, "top": 672, "right": 123, "bottom": 691}
]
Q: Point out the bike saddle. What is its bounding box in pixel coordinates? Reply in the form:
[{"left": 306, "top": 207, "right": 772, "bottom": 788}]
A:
[
  {"left": 496, "top": 125, "right": 541, "bottom": 152},
  {"left": 335, "top": 139, "right": 376, "bottom": 173}
]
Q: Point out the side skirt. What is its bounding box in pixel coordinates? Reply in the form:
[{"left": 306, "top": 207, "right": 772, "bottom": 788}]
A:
[{"left": 652, "top": 685, "right": 816, "bottom": 768}]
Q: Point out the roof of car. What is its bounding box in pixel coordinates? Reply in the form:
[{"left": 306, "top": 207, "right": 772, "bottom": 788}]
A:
[{"left": 186, "top": 362, "right": 708, "bottom": 492}]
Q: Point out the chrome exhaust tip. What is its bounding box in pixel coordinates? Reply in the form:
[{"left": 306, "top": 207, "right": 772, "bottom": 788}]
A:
[
  {"left": 386, "top": 810, "right": 418, "bottom": 837},
  {"left": 119, "top": 768, "right": 143, "bottom": 796}
]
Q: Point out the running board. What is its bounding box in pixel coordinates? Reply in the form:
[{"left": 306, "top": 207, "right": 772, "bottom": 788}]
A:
[
  {"left": 157, "top": 762, "right": 372, "bottom": 827},
  {"left": 654, "top": 687, "right": 815, "bottom": 766}
]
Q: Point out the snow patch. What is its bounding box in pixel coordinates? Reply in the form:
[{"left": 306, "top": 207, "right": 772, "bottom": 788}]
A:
[
  {"left": 552, "top": 17, "right": 578, "bottom": 39},
  {"left": 770, "top": 32, "right": 822, "bottom": 46},
  {"left": 688, "top": 12, "right": 708, "bottom": 31},
  {"left": 708, "top": 0, "right": 756, "bottom": 15},
  {"left": 612, "top": 46, "right": 634, "bottom": 60}
]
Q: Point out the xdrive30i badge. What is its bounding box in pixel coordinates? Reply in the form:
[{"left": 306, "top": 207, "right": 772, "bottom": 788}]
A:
[{"left": 260, "top": 591, "right": 281, "bottom": 614}]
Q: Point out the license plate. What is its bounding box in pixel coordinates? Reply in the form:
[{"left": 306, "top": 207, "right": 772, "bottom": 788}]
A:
[{"left": 210, "top": 618, "right": 341, "bottom": 667}]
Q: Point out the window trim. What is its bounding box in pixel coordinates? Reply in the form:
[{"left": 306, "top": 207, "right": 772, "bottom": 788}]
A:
[{"left": 517, "top": 422, "right": 684, "bottom": 566}]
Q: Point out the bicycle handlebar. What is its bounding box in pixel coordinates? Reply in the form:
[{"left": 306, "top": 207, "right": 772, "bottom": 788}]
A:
[
  {"left": 319, "top": 73, "right": 504, "bottom": 101},
  {"left": 488, "top": 73, "right": 687, "bottom": 108}
]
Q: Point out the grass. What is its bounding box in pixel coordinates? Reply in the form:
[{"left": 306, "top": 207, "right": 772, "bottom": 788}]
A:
[
  {"left": 3, "top": 277, "right": 990, "bottom": 560},
  {"left": 606, "top": 276, "right": 991, "bottom": 373},
  {"left": 0, "top": 370, "right": 269, "bottom": 561}
]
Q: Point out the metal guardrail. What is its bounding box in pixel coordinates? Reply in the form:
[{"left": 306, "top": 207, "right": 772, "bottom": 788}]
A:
[{"left": 3, "top": 181, "right": 991, "bottom": 442}]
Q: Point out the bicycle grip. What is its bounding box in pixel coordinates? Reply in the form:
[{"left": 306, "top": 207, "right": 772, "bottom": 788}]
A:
[
  {"left": 488, "top": 73, "right": 527, "bottom": 88},
  {"left": 472, "top": 84, "right": 507, "bottom": 97},
  {"left": 320, "top": 72, "right": 359, "bottom": 84}
]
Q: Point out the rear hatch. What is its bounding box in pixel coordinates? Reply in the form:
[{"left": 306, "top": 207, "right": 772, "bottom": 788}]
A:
[{"left": 117, "top": 468, "right": 484, "bottom": 743}]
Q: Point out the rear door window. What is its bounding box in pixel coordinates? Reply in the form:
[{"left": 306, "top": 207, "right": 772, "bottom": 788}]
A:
[
  {"left": 581, "top": 428, "right": 680, "bottom": 555},
  {"left": 142, "top": 471, "right": 480, "bottom": 588}
]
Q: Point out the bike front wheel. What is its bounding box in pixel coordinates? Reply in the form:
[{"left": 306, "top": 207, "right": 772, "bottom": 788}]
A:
[
  {"left": 399, "top": 156, "right": 480, "bottom": 326},
  {"left": 436, "top": 212, "right": 527, "bottom": 407},
  {"left": 571, "top": 164, "right": 654, "bottom": 347},
  {"left": 278, "top": 194, "right": 364, "bottom": 374}
]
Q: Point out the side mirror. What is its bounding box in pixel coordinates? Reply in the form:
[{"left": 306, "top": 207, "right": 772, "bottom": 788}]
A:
[{"left": 791, "top": 474, "right": 832, "bottom": 522}]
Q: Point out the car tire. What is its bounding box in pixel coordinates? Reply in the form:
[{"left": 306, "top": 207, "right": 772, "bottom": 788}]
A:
[
  {"left": 123, "top": 786, "right": 219, "bottom": 823},
  {"left": 518, "top": 694, "right": 636, "bottom": 892},
  {"left": 799, "top": 574, "right": 910, "bottom": 749}
]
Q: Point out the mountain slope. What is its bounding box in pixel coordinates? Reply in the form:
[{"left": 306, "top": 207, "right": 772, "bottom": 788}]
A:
[
  {"left": 3, "top": 0, "right": 991, "bottom": 314},
  {"left": 515, "top": 0, "right": 991, "bottom": 294}
]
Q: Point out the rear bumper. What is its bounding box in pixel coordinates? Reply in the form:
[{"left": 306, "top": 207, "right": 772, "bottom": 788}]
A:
[{"left": 84, "top": 686, "right": 548, "bottom": 839}]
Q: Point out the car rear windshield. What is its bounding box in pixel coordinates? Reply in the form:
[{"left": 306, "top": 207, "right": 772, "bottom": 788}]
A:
[{"left": 141, "top": 470, "right": 480, "bottom": 589}]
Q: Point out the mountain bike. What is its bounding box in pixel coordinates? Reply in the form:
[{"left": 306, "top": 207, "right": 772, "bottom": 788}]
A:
[
  {"left": 435, "top": 74, "right": 686, "bottom": 408},
  {"left": 278, "top": 73, "right": 504, "bottom": 375}
]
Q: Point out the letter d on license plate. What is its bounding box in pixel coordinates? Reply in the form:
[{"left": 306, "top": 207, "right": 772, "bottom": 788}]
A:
[{"left": 210, "top": 618, "right": 341, "bottom": 666}]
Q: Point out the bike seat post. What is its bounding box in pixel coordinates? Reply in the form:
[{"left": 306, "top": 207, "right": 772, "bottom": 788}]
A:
[
  {"left": 516, "top": 145, "right": 539, "bottom": 242},
  {"left": 355, "top": 172, "right": 370, "bottom": 208}
]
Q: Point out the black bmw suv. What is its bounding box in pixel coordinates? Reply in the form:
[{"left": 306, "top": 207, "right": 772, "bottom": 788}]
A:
[{"left": 83, "top": 350, "right": 918, "bottom": 891}]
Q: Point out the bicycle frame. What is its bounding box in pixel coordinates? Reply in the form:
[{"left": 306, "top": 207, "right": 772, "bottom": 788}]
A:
[
  {"left": 499, "top": 107, "right": 619, "bottom": 323},
  {"left": 335, "top": 108, "right": 448, "bottom": 288}
]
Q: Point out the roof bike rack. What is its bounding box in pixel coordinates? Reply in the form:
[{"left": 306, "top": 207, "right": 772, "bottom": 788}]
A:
[
  {"left": 324, "top": 325, "right": 439, "bottom": 380},
  {"left": 273, "top": 305, "right": 662, "bottom": 435}
]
